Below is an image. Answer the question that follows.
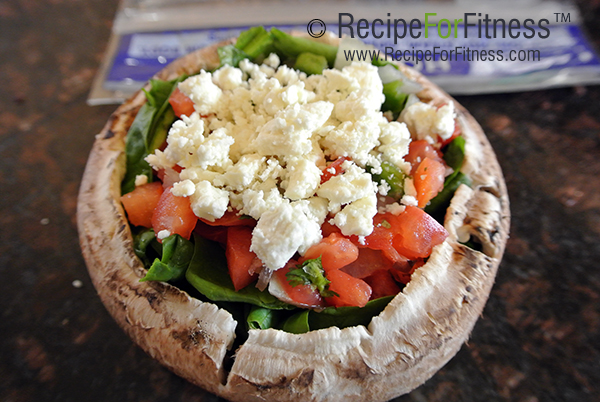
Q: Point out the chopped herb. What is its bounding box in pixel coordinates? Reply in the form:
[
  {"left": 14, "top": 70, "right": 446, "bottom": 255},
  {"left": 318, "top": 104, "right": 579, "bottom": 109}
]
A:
[{"left": 286, "top": 257, "right": 338, "bottom": 298}]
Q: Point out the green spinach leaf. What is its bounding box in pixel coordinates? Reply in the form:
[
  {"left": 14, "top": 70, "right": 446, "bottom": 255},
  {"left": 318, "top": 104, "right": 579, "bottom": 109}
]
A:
[
  {"left": 281, "top": 296, "right": 394, "bottom": 334},
  {"left": 185, "top": 235, "right": 293, "bottom": 310},
  {"left": 141, "top": 234, "right": 194, "bottom": 282},
  {"left": 246, "top": 306, "right": 279, "bottom": 330},
  {"left": 121, "top": 77, "right": 185, "bottom": 194}
]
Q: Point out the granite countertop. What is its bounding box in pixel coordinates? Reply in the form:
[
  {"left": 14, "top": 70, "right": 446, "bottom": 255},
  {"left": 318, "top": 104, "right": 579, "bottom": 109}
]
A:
[{"left": 1, "top": 1, "right": 598, "bottom": 401}]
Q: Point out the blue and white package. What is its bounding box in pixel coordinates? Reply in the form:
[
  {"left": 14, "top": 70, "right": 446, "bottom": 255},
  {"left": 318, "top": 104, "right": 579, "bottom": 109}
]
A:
[{"left": 88, "top": 0, "right": 600, "bottom": 104}]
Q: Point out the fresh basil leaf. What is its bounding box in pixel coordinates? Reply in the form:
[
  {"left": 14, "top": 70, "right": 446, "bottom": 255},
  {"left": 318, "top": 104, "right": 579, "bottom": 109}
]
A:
[
  {"left": 246, "top": 306, "right": 279, "bottom": 330},
  {"left": 121, "top": 77, "right": 185, "bottom": 195},
  {"left": 141, "top": 234, "right": 194, "bottom": 282},
  {"left": 286, "top": 257, "right": 338, "bottom": 298},
  {"left": 185, "top": 235, "right": 293, "bottom": 310},
  {"left": 281, "top": 310, "right": 310, "bottom": 334}
]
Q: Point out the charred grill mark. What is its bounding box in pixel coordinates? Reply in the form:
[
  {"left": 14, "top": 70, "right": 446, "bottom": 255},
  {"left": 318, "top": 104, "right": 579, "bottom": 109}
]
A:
[{"left": 170, "top": 327, "right": 207, "bottom": 351}]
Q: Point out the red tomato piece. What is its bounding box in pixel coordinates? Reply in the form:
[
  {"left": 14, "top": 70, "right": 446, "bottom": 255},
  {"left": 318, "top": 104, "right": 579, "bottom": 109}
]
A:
[
  {"left": 193, "top": 220, "right": 228, "bottom": 244},
  {"left": 391, "top": 206, "right": 448, "bottom": 260},
  {"left": 413, "top": 157, "right": 446, "bottom": 208},
  {"left": 364, "top": 269, "right": 402, "bottom": 299},
  {"left": 320, "top": 156, "right": 350, "bottom": 184},
  {"left": 225, "top": 226, "right": 259, "bottom": 291},
  {"left": 151, "top": 186, "right": 198, "bottom": 240},
  {"left": 352, "top": 214, "right": 404, "bottom": 264},
  {"left": 169, "top": 87, "right": 195, "bottom": 118},
  {"left": 321, "top": 219, "right": 341, "bottom": 237},
  {"left": 390, "top": 259, "right": 425, "bottom": 285},
  {"left": 405, "top": 140, "right": 443, "bottom": 175},
  {"left": 300, "top": 233, "right": 359, "bottom": 272},
  {"left": 439, "top": 120, "right": 461, "bottom": 148},
  {"left": 325, "top": 269, "right": 372, "bottom": 308},
  {"left": 200, "top": 210, "right": 256, "bottom": 227},
  {"left": 341, "top": 248, "right": 394, "bottom": 279},
  {"left": 120, "top": 181, "right": 164, "bottom": 228},
  {"left": 272, "top": 263, "right": 324, "bottom": 308}
]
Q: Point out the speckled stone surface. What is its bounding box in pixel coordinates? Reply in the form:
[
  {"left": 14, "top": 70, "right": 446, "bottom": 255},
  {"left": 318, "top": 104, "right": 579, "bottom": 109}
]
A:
[{"left": 0, "top": 1, "right": 599, "bottom": 401}]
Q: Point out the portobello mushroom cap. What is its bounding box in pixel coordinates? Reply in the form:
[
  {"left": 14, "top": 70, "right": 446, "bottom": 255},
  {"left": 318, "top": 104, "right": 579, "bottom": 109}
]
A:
[{"left": 78, "top": 35, "right": 510, "bottom": 402}]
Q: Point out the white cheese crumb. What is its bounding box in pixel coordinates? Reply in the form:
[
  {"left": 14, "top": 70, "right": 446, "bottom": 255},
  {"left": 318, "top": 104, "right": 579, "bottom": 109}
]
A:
[
  {"left": 401, "top": 194, "right": 418, "bottom": 207},
  {"left": 171, "top": 179, "right": 196, "bottom": 197},
  {"left": 401, "top": 100, "right": 456, "bottom": 141},
  {"left": 189, "top": 181, "right": 229, "bottom": 222},
  {"left": 404, "top": 177, "right": 417, "bottom": 197},
  {"left": 157, "top": 230, "right": 171, "bottom": 240},
  {"left": 332, "top": 194, "right": 377, "bottom": 237},
  {"left": 134, "top": 174, "right": 148, "bottom": 187}
]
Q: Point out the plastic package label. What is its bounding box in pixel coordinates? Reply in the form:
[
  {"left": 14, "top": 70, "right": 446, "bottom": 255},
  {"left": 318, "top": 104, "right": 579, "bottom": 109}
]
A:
[{"left": 89, "top": 0, "right": 600, "bottom": 104}]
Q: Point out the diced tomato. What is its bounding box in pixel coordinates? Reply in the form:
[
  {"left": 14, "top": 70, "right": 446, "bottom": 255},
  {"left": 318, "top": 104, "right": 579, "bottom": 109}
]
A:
[
  {"left": 321, "top": 219, "right": 341, "bottom": 237},
  {"left": 272, "top": 263, "right": 324, "bottom": 308},
  {"left": 413, "top": 157, "right": 445, "bottom": 208},
  {"left": 439, "top": 120, "right": 461, "bottom": 148},
  {"left": 391, "top": 206, "right": 448, "bottom": 260},
  {"left": 341, "top": 248, "right": 393, "bottom": 279},
  {"left": 200, "top": 210, "right": 256, "bottom": 227},
  {"left": 351, "top": 214, "right": 404, "bottom": 264},
  {"left": 225, "top": 226, "right": 259, "bottom": 291},
  {"left": 364, "top": 270, "right": 402, "bottom": 299},
  {"left": 391, "top": 259, "right": 425, "bottom": 285},
  {"left": 156, "top": 166, "right": 183, "bottom": 188},
  {"left": 151, "top": 186, "right": 198, "bottom": 240},
  {"left": 120, "top": 181, "right": 164, "bottom": 228},
  {"left": 324, "top": 269, "right": 372, "bottom": 308},
  {"left": 169, "top": 87, "right": 195, "bottom": 118},
  {"left": 405, "top": 140, "right": 443, "bottom": 175},
  {"left": 193, "top": 220, "right": 228, "bottom": 244},
  {"left": 300, "top": 233, "right": 359, "bottom": 271},
  {"left": 320, "top": 156, "right": 350, "bottom": 184}
]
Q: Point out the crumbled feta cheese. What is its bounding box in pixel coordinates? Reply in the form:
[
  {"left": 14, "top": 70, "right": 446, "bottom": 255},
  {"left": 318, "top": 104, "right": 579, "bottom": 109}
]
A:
[
  {"left": 212, "top": 65, "right": 243, "bottom": 90},
  {"left": 147, "top": 59, "right": 436, "bottom": 271},
  {"left": 134, "top": 174, "right": 148, "bottom": 187},
  {"left": 264, "top": 53, "right": 280, "bottom": 69},
  {"left": 171, "top": 179, "right": 196, "bottom": 197},
  {"left": 379, "top": 202, "right": 405, "bottom": 215},
  {"left": 189, "top": 181, "right": 229, "bottom": 222},
  {"left": 317, "top": 161, "right": 377, "bottom": 213},
  {"left": 378, "top": 121, "right": 412, "bottom": 169},
  {"left": 378, "top": 180, "right": 391, "bottom": 196},
  {"left": 251, "top": 201, "right": 322, "bottom": 270},
  {"left": 332, "top": 194, "right": 377, "bottom": 237},
  {"left": 401, "top": 100, "right": 456, "bottom": 141},
  {"left": 222, "top": 153, "right": 265, "bottom": 191},
  {"left": 404, "top": 177, "right": 417, "bottom": 198},
  {"left": 157, "top": 230, "right": 171, "bottom": 240},
  {"left": 401, "top": 194, "right": 419, "bottom": 207},
  {"left": 179, "top": 71, "right": 223, "bottom": 115},
  {"left": 254, "top": 101, "right": 333, "bottom": 157},
  {"left": 284, "top": 157, "right": 322, "bottom": 200}
]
